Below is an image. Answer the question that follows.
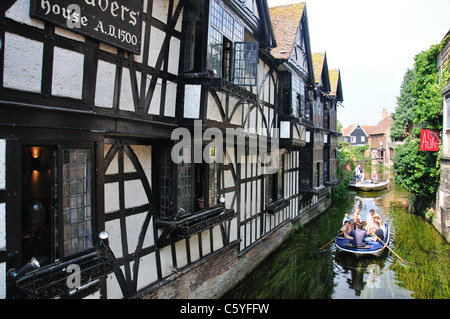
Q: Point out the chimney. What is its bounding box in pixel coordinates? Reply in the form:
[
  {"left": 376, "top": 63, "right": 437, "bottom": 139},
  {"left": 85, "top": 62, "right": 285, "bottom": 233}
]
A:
[{"left": 381, "top": 108, "right": 389, "bottom": 119}]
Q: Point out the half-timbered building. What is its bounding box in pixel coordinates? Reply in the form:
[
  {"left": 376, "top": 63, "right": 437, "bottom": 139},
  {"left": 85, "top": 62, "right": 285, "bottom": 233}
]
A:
[
  {"left": 0, "top": 0, "right": 342, "bottom": 299},
  {"left": 324, "top": 68, "right": 342, "bottom": 186}
]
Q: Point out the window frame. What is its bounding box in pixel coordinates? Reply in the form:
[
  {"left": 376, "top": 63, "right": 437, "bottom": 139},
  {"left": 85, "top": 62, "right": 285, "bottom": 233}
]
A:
[
  {"left": 278, "top": 72, "right": 291, "bottom": 115},
  {"left": 19, "top": 141, "right": 97, "bottom": 266},
  {"left": 232, "top": 41, "right": 259, "bottom": 87},
  {"left": 56, "top": 143, "right": 97, "bottom": 262},
  {"left": 446, "top": 98, "right": 450, "bottom": 130},
  {"left": 157, "top": 144, "right": 222, "bottom": 222},
  {"left": 206, "top": 0, "right": 258, "bottom": 87},
  {"left": 264, "top": 151, "right": 284, "bottom": 206}
]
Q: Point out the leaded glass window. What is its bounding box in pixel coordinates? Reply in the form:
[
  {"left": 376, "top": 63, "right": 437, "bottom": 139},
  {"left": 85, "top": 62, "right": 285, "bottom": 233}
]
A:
[
  {"left": 159, "top": 147, "right": 173, "bottom": 219},
  {"left": 177, "top": 161, "right": 192, "bottom": 215},
  {"left": 207, "top": 0, "right": 256, "bottom": 85},
  {"left": 208, "top": 26, "right": 223, "bottom": 78},
  {"left": 234, "top": 20, "right": 244, "bottom": 42},
  {"left": 210, "top": 0, "right": 223, "bottom": 30},
  {"left": 233, "top": 42, "right": 259, "bottom": 87},
  {"left": 20, "top": 145, "right": 94, "bottom": 266},
  {"left": 62, "top": 149, "right": 93, "bottom": 256},
  {"left": 182, "top": 1, "right": 205, "bottom": 73},
  {"left": 208, "top": 147, "right": 220, "bottom": 207},
  {"left": 183, "top": 20, "right": 196, "bottom": 72},
  {"left": 264, "top": 151, "right": 284, "bottom": 205},
  {"left": 223, "top": 10, "right": 234, "bottom": 39},
  {"left": 279, "top": 72, "right": 291, "bottom": 114},
  {"left": 158, "top": 145, "right": 222, "bottom": 219}
]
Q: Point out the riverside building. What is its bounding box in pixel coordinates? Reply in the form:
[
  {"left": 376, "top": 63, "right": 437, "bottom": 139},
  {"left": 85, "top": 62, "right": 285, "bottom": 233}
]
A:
[{"left": 0, "top": 0, "right": 342, "bottom": 298}]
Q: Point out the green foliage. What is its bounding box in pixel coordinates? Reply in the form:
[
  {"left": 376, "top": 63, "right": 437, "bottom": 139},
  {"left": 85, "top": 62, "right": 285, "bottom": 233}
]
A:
[
  {"left": 391, "top": 68, "right": 415, "bottom": 141},
  {"left": 392, "top": 37, "right": 450, "bottom": 201},
  {"left": 332, "top": 143, "right": 370, "bottom": 201},
  {"left": 338, "top": 143, "right": 370, "bottom": 163},
  {"left": 331, "top": 170, "right": 352, "bottom": 201},
  {"left": 393, "top": 137, "right": 440, "bottom": 202},
  {"left": 411, "top": 43, "right": 444, "bottom": 136}
]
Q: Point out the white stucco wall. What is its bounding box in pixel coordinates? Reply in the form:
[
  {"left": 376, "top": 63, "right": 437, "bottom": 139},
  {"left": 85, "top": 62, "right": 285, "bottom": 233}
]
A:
[
  {"left": 3, "top": 32, "right": 43, "bottom": 93},
  {"left": 52, "top": 47, "right": 84, "bottom": 99},
  {"left": 95, "top": 60, "right": 117, "bottom": 109},
  {"left": 184, "top": 85, "right": 201, "bottom": 118}
]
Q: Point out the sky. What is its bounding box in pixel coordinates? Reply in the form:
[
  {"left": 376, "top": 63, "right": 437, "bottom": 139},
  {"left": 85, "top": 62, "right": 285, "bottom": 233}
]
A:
[{"left": 266, "top": 0, "right": 450, "bottom": 128}]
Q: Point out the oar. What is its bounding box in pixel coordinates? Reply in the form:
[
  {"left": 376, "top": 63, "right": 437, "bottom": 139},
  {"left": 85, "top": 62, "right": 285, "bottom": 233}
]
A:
[
  {"left": 370, "top": 232, "right": 415, "bottom": 266},
  {"left": 319, "top": 230, "right": 346, "bottom": 251}
]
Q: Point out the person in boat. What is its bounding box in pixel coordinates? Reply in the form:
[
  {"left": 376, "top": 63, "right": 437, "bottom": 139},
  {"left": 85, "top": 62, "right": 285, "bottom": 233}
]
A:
[
  {"left": 372, "top": 170, "right": 378, "bottom": 184},
  {"left": 348, "top": 222, "right": 367, "bottom": 247},
  {"left": 339, "top": 219, "right": 350, "bottom": 237},
  {"left": 340, "top": 219, "right": 355, "bottom": 239},
  {"left": 352, "top": 207, "right": 362, "bottom": 223},
  {"left": 354, "top": 165, "right": 360, "bottom": 182},
  {"left": 342, "top": 212, "right": 351, "bottom": 225},
  {"left": 373, "top": 215, "right": 386, "bottom": 234},
  {"left": 364, "top": 209, "right": 380, "bottom": 231},
  {"left": 369, "top": 220, "right": 384, "bottom": 242},
  {"left": 340, "top": 220, "right": 354, "bottom": 239}
]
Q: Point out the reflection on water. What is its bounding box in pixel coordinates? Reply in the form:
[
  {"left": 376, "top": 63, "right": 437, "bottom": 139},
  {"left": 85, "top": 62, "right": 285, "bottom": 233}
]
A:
[{"left": 222, "top": 183, "right": 450, "bottom": 299}]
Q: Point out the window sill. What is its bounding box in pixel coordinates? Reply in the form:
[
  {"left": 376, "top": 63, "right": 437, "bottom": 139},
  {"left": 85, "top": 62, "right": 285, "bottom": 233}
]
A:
[
  {"left": 210, "top": 78, "right": 257, "bottom": 102},
  {"left": 176, "top": 208, "right": 235, "bottom": 238},
  {"left": 265, "top": 197, "right": 289, "bottom": 215},
  {"left": 156, "top": 207, "right": 235, "bottom": 244},
  {"left": 7, "top": 248, "right": 113, "bottom": 299}
]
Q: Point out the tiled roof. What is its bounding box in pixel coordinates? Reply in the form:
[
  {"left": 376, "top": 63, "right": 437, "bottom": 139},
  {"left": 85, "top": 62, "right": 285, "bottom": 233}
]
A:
[
  {"left": 362, "top": 125, "right": 377, "bottom": 136},
  {"left": 372, "top": 115, "right": 393, "bottom": 135},
  {"left": 341, "top": 124, "right": 357, "bottom": 137},
  {"left": 312, "top": 52, "right": 326, "bottom": 84},
  {"left": 342, "top": 115, "right": 393, "bottom": 139},
  {"left": 329, "top": 69, "right": 340, "bottom": 96},
  {"left": 328, "top": 68, "right": 343, "bottom": 101},
  {"left": 268, "top": 2, "right": 306, "bottom": 60},
  {"left": 341, "top": 124, "right": 376, "bottom": 137}
]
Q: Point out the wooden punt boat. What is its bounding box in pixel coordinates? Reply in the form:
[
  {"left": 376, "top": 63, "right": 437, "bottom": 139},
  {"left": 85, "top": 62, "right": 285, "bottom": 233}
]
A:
[
  {"left": 348, "top": 179, "right": 390, "bottom": 192},
  {"left": 335, "top": 223, "right": 389, "bottom": 258}
]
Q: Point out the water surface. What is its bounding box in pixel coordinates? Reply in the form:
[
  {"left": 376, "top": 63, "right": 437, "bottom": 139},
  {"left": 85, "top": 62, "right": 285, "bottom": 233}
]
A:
[{"left": 223, "top": 184, "right": 450, "bottom": 299}]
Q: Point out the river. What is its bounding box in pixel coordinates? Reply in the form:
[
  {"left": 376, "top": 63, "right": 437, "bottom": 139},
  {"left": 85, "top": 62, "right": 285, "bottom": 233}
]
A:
[{"left": 222, "top": 183, "right": 450, "bottom": 299}]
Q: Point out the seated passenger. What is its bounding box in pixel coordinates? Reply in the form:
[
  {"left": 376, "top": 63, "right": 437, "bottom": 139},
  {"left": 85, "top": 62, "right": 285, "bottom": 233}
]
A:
[
  {"left": 364, "top": 209, "right": 379, "bottom": 231},
  {"left": 370, "top": 220, "right": 384, "bottom": 242},
  {"left": 348, "top": 222, "right": 367, "bottom": 247},
  {"left": 373, "top": 216, "right": 386, "bottom": 234},
  {"left": 352, "top": 208, "right": 362, "bottom": 223},
  {"left": 342, "top": 212, "right": 351, "bottom": 225},
  {"left": 340, "top": 220, "right": 352, "bottom": 238}
]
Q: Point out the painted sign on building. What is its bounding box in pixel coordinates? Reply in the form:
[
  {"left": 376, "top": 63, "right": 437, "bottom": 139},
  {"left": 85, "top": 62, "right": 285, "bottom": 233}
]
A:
[
  {"left": 30, "top": 0, "right": 143, "bottom": 54},
  {"left": 420, "top": 129, "right": 440, "bottom": 151}
]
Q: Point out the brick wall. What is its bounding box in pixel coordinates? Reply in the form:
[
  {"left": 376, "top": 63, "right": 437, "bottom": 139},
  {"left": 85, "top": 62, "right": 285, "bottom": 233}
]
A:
[
  {"left": 141, "top": 223, "right": 292, "bottom": 299},
  {"left": 139, "top": 197, "right": 332, "bottom": 299}
]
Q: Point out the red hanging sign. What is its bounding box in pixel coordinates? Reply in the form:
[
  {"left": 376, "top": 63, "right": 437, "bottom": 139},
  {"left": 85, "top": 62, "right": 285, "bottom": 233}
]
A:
[{"left": 420, "top": 129, "right": 440, "bottom": 151}]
